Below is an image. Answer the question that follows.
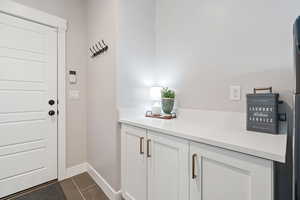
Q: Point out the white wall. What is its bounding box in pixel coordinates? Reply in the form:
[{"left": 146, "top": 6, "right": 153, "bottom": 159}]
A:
[
  {"left": 117, "top": 0, "right": 299, "bottom": 113},
  {"left": 86, "top": 0, "right": 156, "bottom": 191},
  {"left": 13, "top": 0, "right": 88, "bottom": 167},
  {"left": 155, "top": 0, "right": 300, "bottom": 112},
  {"left": 117, "top": 0, "right": 156, "bottom": 110},
  {"left": 86, "top": 0, "right": 120, "bottom": 190}
]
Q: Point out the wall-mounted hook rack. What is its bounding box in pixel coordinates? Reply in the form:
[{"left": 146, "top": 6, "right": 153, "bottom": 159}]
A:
[{"left": 89, "top": 40, "right": 109, "bottom": 58}]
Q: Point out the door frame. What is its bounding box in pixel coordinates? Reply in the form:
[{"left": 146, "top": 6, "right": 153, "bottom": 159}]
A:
[{"left": 0, "top": 0, "right": 67, "bottom": 180}]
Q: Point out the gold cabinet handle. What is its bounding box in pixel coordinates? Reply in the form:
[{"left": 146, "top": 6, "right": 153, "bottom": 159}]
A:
[
  {"left": 192, "top": 154, "right": 197, "bottom": 179},
  {"left": 147, "top": 139, "right": 151, "bottom": 158},
  {"left": 140, "top": 137, "right": 144, "bottom": 154}
]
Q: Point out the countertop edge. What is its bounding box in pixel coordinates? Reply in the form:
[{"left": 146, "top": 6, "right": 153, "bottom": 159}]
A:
[{"left": 119, "top": 119, "right": 286, "bottom": 163}]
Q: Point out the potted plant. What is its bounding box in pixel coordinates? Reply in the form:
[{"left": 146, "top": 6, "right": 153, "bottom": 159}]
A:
[{"left": 161, "top": 87, "right": 175, "bottom": 115}]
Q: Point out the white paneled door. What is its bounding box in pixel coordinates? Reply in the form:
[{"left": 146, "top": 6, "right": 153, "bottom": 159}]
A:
[{"left": 0, "top": 13, "right": 58, "bottom": 198}]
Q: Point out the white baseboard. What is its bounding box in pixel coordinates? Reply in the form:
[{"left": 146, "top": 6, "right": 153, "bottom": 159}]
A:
[
  {"left": 65, "top": 162, "right": 87, "bottom": 179},
  {"left": 86, "top": 163, "right": 122, "bottom": 200}
]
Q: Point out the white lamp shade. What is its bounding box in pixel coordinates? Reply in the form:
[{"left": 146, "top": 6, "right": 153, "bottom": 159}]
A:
[{"left": 150, "top": 86, "right": 162, "bottom": 101}]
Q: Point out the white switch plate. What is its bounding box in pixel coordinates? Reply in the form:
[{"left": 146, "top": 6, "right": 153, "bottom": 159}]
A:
[
  {"left": 230, "top": 85, "right": 241, "bottom": 101},
  {"left": 69, "top": 70, "right": 77, "bottom": 84},
  {"left": 69, "top": 75, "right": 77, "bottom": 84},
  {"left": 69, "top": 90, "right": 80, "bottom": 100}
]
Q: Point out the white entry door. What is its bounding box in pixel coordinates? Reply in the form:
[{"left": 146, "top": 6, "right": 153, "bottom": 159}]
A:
[{"left": 0, "top": 12, "right": 58, "bottom": 198}]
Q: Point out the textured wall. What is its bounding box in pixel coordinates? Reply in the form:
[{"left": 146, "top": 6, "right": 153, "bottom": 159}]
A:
[{"left": 12, "top": 0, "right": 88, "bottom": 167}]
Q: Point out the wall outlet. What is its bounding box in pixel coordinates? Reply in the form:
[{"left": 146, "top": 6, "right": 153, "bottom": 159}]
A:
[{"left": 230, "top": 85, "right": 241, "bottom": 101}]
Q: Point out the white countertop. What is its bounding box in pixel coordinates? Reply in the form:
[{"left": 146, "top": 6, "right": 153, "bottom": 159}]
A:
[{"left": 119, "top": 109, "right": 287, "bottom": 163}]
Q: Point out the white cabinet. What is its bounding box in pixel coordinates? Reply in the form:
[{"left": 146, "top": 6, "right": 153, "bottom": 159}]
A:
[
  {"left": 190, "top": 142, "right": 274, "bottom": 200},
  {"left": 121, "top": 125, "right": 147, "bottom": 200},
  {"left": 121, "top": 125, "right": 189, "bottom": 200},
  {"left": 121, "top": 124, "right": 274, "bottom": 200},
  {"left": 147, "top": 131, "right": 189, "bottom": 200}
]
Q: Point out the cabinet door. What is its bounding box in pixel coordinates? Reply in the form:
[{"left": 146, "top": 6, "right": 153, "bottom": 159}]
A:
[
  {"left": 147, "top": 131, "right": 189, "bottom": 200},
  {"left": 121, "top": 125, "right": 147, "bottom": 200},
  {"left": 190, "top": 142, "right": 274, "bottom": 200}
]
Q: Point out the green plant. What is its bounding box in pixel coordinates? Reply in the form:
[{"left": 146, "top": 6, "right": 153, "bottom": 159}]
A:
[{"left": 161, "top": 87, "right": 175, "bottom": 99}]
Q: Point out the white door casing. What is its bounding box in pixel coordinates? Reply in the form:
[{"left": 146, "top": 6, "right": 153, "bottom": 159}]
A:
[
  {"left": 121, "top": 125, "right": 147, "bottom": 200},
  {"left": 0, "top": 12, "right": 58, "bottom": 197},
  {"left": 147, "top": 131, "right": 189, "bottom": 200},
  {"left": 190, "top": 142, "right": 274, "bottom": 200}
]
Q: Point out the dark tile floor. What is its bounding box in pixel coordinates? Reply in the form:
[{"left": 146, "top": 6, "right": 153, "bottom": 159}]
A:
[
  {"left": 60, "top": 173, "right": 109, "bottom": 200},
  {"left": 4, "top": 173, "right": 109, "bottom": 200}
]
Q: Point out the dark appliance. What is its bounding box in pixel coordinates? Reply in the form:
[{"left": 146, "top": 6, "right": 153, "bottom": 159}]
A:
[
  {"left": 295, "top": 16, "right": 300, "bottom": 200},
  {"left": 274, "top": 16, "right": 300, "bottom": 200}
]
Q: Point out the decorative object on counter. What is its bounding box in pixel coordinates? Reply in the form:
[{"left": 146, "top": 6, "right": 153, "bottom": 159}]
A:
[
  {"left": 246, "top": 87, "right": 286, "bottom": 134},
  {"left": 145, "top": 111, "right": 176, "bottom": 119},
  {"left": 150, "top": 86, "right": 162, "bottom": 115},
  {"left": 89, "top": 40, "right": 109, "bottom": 58},
  {"left": 161, "top": 87, "right": 175, "bottom": 115},
  {"left": 145, "top": 86, "right": 177, "bottom": 120}
]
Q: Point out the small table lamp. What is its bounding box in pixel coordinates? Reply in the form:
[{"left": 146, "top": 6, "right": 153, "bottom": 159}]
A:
[{"left": 150, "top": 86, "right": 162, "bottom": 116}]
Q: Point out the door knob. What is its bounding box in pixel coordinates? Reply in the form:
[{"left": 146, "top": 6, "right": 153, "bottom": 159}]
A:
[
  {"left": 48, "top": 110, "right": 55, "bottom": 116},
  {"left": 49, "top": 99, "right": 55, "bottom": 106}
]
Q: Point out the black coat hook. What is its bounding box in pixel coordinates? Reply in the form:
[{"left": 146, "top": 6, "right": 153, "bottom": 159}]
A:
[
  {"left": 89, "top": 40, "right": 109, "bottom": 58},
  {"left": 89, "top": 48, "right": 96, "bottom": 57},
  {"left": 102, "top": 40, "right": 109, "bottom": 51},
  {"left": 95, "top": 43, "right": 104, "bottom": 53},
  {"left": 89, "top": 48, "right": 94, "bottom": 54},
  {"left": 98, "top": 42, "right": 105, "bottom": 53},
  {"left": 93, "top": 46, "right": 101, "bottom": 56},
  {"left": 98, "top": 41, "right": 103, "bottom": 48}
]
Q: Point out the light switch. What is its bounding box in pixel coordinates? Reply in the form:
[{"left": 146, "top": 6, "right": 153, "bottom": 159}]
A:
[
  {"left": 69, "top": 90, "right": 80, "bottom": 99},
  {"left": 230, "top": 85, "right": 241, "bottom": 101}
]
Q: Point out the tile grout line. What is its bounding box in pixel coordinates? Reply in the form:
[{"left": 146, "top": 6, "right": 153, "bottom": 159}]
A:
[
  {"left": 71, "top": 178, "right": 87, "bottom": 200},
  {"left": 81, "top": 183, "right": 97, "bottom": 192}
]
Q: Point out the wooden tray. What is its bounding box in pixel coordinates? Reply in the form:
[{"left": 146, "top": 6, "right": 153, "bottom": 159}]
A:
[{"left": 145, "top": 111, "right": 176, "bottom": 120}]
